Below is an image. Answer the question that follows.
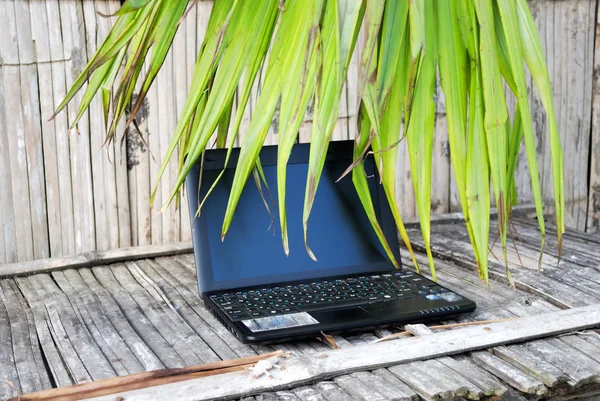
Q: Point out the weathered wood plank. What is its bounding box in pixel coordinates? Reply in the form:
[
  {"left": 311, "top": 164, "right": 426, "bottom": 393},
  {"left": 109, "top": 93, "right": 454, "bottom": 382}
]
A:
[
  {"left": 156, "top": 256, "right": 200, "bottom": 295},
  {"left": 146, "top": 58, "right": 163, "bottom": 245},
  {"left": 371, "top": 368, "right": 418, "bottom": 401},
  {"left": 471, "top": 351, "right": 547, "bottom": 395},
  {"left": 435, "top": 357, "right": 503, "bottom": 400},
  {"left": 133, "top": 260, "right": 240, "bottom": 360},
  {"left": 0, "top": 279, "right": 49, "bottom": 393},
  {"left": 559, "top": 335, "right": 600, "bottom": 365},
  {"left": 156, "top": 44, "right": 179, "bottom": 245},
  {"left": 407, "top": 225, "right": 600, "bottom": 308},
  {"left": 435, "top": 223, "right": 600, "bottom": 304},
  {"left": 334, "top": 374, "right": 388, "bottom": 401},
  {"left": 313, "top": 382, "right": 355, "bottom": 401},
  {"left": 9, "top": 278, "right": 73, "bottom": 388},
  {"left": 94, "top": 1, "right": 131, "bottom": 251},
  {"left": 82, "top": 0, "right": 109, "bottom": 252},
  {"left": 421, "top": 359, "right": 481, "bottom": 399},
  {"left": 0, "top": 242, "right": 193, "bottom": 278},
  {"left": 0, "top": 282, "right": 22, "bottom": 398},
  {"left": 90, "top": 266, "right": 188, "bottom": 369},
  {"left": 28, "top": 274, "right": 117, "bottom": 381},
  {"left": 52, "top": 271, "right": 129, "bottom": 377},
  {"left": 13, "top": 279, "right": 53, "bottom": 391},
  {"left": 30, "top": 0, "right": 61, "bottom": 257},
  {"left": 290, "top": 342, "right": 318, "bottom": 355},
  {"left": 15, "top": 0, "right": 50, "bottom": 260},
  {"left": 273, "top": 390, "right": 301, "bottom": 401},
  {"left": 291, "top": 386, "right": 328, "bottom": 401},
  {"left": 77, "top": 268, "right": 165, "bottom": 371},
  {"left": 500, "top": 224, "right": 600, "bottom": 286},
  {"left": 128, "top": 58, "right": 152, "bottom": 247},
  {"left": 399, "top": 322, "right": 484, "bottom": 399},
  {"left": 2, "top": 0, "right": 35, "bottom": 262},
  {"left": 389, "top": 362, "right": 454, "bottom": 400},
  {"left": 0, "top": 280, "right": 61, "bottom": 392},
  {"left": 492, "top": 345, "right": 570, "bottom": 387},
  {"left": 352, "top": 371, "right": 415, "bottom": 401},
  {"left": 59, "top": 0, "right": 96, "bottom": 253},
  {"left": 0, "top": 61, "right": 16, "bottom": 264},
  {"left": 46, "top": 0, "right": 76, "bottom": 257},
  {"left": 175, "top": 14, "right": 192, "bottom": 242},
  {"left": 118, "top": 262, "right": 221, "bottom": 364},
  {"left": 255, "top": 393, "right": 279, "bottom": 401},
  {"left": 85, "top": 304, "right": 600, "bottom": 401},
  {"left": 144, "top": 259, "right": 258, "bottom": 358},
  {"left": 438, "top": 356, "right": 507, "bottom": 397},
  {"left": 588, "top": 0, "right": 600, "bottom": 235},
  {"left": 526, "top": 338, "right": 600, "bottom": 387},
  {"left": 57, "top": 269, "right": 146, "bottom": 375}
]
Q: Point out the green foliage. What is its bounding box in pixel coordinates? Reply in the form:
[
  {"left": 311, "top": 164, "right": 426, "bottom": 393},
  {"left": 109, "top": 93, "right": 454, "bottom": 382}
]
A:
[{"left": 53, "top": 0, "right": 565, "bottom": 283}]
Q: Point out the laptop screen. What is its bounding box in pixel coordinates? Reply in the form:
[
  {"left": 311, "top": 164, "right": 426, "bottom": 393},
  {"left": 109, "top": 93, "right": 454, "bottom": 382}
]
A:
[{"left": 188, "top": 142, "right": 399, "bottom": 293}]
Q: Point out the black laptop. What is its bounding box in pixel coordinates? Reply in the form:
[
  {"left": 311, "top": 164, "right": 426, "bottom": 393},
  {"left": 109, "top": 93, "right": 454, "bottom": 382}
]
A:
[{"left": 186, "top": 140, "right": 476, "bottom": 343}]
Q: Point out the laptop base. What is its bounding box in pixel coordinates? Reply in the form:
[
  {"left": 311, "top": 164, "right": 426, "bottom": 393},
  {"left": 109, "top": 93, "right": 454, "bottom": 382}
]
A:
[{"left": 204, "top": 270, "right": 476, "bottom": 344}]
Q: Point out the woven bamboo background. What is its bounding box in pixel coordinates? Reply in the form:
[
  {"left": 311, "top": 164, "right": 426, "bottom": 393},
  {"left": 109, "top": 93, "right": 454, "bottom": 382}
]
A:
[{"left": 0, "top": 0, "right": 596, "bottom": 264}]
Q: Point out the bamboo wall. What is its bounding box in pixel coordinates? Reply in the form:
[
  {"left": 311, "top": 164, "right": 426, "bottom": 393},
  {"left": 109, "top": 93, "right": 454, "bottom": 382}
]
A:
[{"left": 0, "top": 0, "right": 596, "bottom": 264}]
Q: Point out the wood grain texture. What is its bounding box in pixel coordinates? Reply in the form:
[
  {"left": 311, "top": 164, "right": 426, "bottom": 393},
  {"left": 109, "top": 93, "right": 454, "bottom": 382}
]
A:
[
  {"left": 4, "top": 216, "right": 600, "bottom": 400},
  {"left": 60, "top": 0, "right": 96, "bottom": 254},
  {"left": 471, "top": 351, "right": 547, "bottom": 396},
  {"left": 588, "top": 1, "right": 600, "bottom": 234},
  {"left": 47, "top": 0, "right": 76, "bottom": 257},
  {"left": 77, "top": 268, "right": 165, "bottom": 372},
  {"left": 0, "top": 61, "right": 16, "bottom": 264},
  {"left": 83, "top": 304, "right": 600, "bottom": 401},
  {"left": 9, "top": 278, "right": 74, "bottom": 388},
  {"left": 2, "top": 0, "right": 35, "bottom": 262},
  {"left": 0, "top": 241, "right": 193, "bottom": 278},
  {"left": 0, "top": 284, "right": 21, "bottom": 400},
  {"left": 133, "top": 260, "right": 242, "bottom": 360},
  {"left": 90, "top": 265, "right": 188, "bottom": 369}
]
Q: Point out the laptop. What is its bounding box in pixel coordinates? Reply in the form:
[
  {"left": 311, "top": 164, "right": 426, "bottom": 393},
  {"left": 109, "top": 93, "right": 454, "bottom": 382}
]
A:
[{"left": 186, "top": 140, "right": 476, "bottom": 344}]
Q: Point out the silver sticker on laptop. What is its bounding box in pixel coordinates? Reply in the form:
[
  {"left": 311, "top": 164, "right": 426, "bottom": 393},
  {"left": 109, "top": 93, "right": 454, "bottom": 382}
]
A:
[
  {"left": 243, "top": 312, "right": 319, "bottom": 332},
  {"left": 439, "top": 292, "right": 463, "bottom": 302}
]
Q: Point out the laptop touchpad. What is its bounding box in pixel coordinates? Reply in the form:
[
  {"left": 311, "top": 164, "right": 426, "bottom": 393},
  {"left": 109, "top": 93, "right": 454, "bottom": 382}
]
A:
[{"left": 309, "top": 307, "right": 371, "bottom": 324}]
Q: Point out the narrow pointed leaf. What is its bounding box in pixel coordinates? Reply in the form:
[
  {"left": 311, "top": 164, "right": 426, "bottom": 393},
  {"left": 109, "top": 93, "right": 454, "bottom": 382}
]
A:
[{"left": 516, "top": 0, "right": 564, "bottom": 257}]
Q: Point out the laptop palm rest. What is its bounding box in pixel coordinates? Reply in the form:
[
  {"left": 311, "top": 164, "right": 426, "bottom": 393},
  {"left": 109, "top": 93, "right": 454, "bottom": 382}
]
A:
[{"left": 309, "top": 307, "right": 371, "bottom": 324}]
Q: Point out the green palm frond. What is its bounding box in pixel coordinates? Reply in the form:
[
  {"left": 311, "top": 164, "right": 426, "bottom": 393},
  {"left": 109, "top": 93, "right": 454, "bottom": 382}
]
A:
[{"left": 53, "top": 0, "right": 565, "bottom": 284}]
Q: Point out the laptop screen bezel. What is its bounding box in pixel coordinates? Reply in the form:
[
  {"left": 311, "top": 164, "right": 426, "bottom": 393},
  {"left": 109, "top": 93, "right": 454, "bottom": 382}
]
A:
[{"left": 185, "top": 140, "right": 402, "bottom": 295}]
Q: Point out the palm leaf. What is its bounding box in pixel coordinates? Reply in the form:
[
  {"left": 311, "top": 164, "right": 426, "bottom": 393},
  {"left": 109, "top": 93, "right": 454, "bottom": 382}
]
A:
[
  {"left": 303, "top": 0, "right": 362, "bottom": 259},
  {"left": 473, "top": 0, "right": 510, "bottom": 274},
  {"left": 52, "top": 0, "right": 565, "bottom": 288},
  {"left": 405, "top": 5, "right": 437, "bottom": 279},
  {"left": 466, "top": 65, "right": 491, "bottom": 285},
  {"left": 496, "top": 0, "right": 546, "bottom": 272},
  {"left": 436, "top": 0, "right": 477, "bottom": 272},
  {"left": 516, "top": 0, "right": 565, "bottom": 258}
]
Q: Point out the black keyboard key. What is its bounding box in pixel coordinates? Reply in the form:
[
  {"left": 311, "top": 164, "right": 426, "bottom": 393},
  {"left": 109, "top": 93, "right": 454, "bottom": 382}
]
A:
[
  {"left": 230, "top": 313, "right": 250, "bottom": 321},
  {"left": 211, "top": 270, "right": 451, "bottom": 321}
]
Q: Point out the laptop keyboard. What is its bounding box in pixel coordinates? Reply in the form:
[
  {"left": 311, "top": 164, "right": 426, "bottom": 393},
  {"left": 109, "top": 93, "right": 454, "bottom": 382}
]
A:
[{"left": 208, "top": 271, "right": 453, "bottom": 321}]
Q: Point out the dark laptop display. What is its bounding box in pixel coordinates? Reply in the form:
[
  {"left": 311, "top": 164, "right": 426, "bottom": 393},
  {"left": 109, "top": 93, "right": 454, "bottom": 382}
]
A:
[{"left": 186, "top": 141, "right": 475, "bottom": 343}]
